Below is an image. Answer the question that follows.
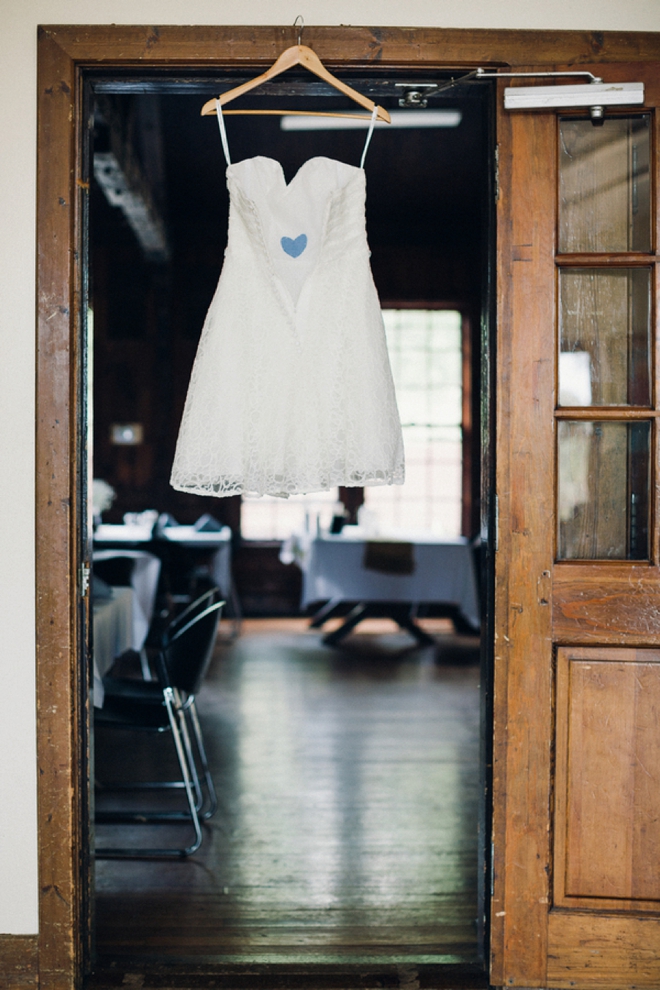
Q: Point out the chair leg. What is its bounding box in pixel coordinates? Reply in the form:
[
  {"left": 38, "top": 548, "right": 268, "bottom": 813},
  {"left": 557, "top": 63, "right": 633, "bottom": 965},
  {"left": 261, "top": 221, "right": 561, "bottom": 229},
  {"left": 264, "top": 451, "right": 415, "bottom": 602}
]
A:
[
  {"left": 174, "top": 689, "right": 205, "bottom": 812},
  {"left": 97, "top": 688, "right": 207, "bottom": 815},
  {"left": 139, "top": 646, "right": 153, "bottom": 681},
  {"left": 95, "top": 689, "right": 203, "bottom": 859},
  {"left": 186, "top": 699, "right": 218, "bottom": 819}
]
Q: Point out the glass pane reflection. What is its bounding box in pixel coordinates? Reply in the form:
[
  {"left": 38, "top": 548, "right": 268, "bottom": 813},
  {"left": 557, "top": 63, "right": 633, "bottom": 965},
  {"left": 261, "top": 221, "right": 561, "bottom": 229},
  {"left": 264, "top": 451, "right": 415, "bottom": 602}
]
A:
[
  {"left": 559, "top": 116, "right": 651, "bottom": 254},
  {"left": 558, "top": 420, "right": 649, "bottom": 560},
  {"left": 559, "top": 268, "right": 651, "bottom": 406}
]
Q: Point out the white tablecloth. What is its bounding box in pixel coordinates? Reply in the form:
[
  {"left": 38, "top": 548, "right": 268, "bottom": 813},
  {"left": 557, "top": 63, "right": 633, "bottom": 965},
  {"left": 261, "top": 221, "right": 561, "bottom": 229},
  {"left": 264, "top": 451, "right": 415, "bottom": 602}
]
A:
[
  {"left": 92, "top": 549, "right": 161, "bottom": 650},
  {"left": 92, "top": 587, "right": 135, "bottom": 707},
  {"left": 94, "top": 523, "right": 154, "bottom": 544},
  {"left": 299, "top": 531, "right": 480, "bottom": 629},
  {"left": 93, "top": 523, "right": 232, "bottom": 598}
]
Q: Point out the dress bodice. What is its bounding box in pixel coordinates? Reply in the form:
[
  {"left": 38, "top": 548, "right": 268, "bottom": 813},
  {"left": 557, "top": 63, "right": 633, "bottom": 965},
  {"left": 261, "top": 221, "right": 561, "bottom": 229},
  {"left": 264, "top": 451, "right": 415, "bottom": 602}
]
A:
[{"left": 227, "top": 155, "right": 367, "bottom": 307}]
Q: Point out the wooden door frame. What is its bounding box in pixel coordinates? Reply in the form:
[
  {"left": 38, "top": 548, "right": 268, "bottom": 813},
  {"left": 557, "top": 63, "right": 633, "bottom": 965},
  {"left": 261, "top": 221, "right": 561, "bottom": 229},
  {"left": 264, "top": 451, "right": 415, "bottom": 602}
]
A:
[{"left": 34, "top": 23, "right": 660, "bottom": 990}]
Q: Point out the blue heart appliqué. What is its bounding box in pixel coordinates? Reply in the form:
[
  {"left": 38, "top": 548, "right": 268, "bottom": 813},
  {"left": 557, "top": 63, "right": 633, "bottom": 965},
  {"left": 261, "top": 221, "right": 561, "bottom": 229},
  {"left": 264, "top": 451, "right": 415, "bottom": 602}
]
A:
[{"left": 281, "top": 234, "right": 307, "bottom": 258}]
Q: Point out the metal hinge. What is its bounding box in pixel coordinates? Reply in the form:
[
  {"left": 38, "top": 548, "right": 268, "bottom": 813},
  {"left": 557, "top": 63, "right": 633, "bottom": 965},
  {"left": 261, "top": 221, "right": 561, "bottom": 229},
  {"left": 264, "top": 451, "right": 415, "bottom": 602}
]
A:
[
  {"left": 493, "top": 493, "right": 499, "bottom": 552},
  {"left": 494, "top": 144, "right": 500, "bottom": 202},
  {"left": 491, "top": 838, "right": 496, "bottom": 897},
  {"left": 80, "top": 562, "right": 91, "bottom": 597}
]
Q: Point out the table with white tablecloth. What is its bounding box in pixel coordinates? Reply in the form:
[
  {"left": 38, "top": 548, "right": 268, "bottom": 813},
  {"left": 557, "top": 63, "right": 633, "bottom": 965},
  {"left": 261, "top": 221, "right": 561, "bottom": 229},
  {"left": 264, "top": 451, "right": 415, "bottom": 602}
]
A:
[
  {"left": 92, "top": 587, "right": 135, "bottom": 707},
  {"left": 291, "top": 529, "right": 480, "bottom": 644},
  {"left": 94, "top": 523, "right": 154, "bottom": 545},
  {"left": 159, "top": 525, "right": 232, "bottom": 598},
  {"left": 94, "top": 522, "right": 233, "bottom": 600},
  {"left": 92, "top": 549, "right": 162, "bottom": 651}
]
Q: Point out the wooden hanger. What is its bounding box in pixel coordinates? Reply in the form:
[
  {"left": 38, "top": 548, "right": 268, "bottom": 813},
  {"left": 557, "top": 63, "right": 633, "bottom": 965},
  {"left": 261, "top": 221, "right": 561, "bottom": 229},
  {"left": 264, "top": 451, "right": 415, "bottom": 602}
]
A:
[{"left": 200, "top": 44, "right": 391, "bottom": 123}]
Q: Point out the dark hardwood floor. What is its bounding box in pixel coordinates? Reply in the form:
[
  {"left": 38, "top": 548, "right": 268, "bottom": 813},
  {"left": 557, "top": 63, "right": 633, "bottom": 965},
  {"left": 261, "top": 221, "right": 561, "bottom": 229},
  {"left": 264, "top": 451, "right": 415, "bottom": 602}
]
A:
[{"left": 93, "top": 619, "right": 482, "bottom": 975}]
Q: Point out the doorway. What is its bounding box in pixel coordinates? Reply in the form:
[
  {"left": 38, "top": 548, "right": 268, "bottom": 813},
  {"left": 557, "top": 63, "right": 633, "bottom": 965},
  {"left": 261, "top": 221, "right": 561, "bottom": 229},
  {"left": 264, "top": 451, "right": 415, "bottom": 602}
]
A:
[
  {"left": 35, "top": 25, "right": 660, "bottom": 990},
  {"left": 86, "top": 73, "right": 493, "bottom": 977}
]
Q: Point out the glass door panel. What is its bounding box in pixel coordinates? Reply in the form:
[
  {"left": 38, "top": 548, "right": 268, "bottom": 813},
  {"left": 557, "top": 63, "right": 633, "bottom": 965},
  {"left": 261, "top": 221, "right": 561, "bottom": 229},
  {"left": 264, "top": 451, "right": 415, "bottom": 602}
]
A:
[
  {"left": 557, "top": 419, "right": 650, "bottom": 560},
  {"left": 558, "top": 268, "right": 651, "bottom": 406},
  {"left": 559, "top": 115, "right": 651, "bottom": 253}
]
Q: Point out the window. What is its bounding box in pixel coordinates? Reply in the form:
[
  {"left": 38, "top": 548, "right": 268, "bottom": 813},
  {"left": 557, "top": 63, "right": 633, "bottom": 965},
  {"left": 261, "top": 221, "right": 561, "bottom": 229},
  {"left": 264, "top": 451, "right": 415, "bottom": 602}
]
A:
[
  {"left": 241, "top": 489, "right": 338, "bottom": 541},
  {"left": 364, "top": 309, "right": 463, "bottom": 537},
  {"left": 240, "top": 308, "right": 464, "bottom": 541}
]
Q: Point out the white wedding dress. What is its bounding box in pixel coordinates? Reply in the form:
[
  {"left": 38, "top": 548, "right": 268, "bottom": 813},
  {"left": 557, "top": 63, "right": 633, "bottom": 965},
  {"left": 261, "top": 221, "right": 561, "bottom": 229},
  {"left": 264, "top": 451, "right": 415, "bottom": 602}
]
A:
[{"left": 170, "top": 104, "right": 404, "bottom": 498}]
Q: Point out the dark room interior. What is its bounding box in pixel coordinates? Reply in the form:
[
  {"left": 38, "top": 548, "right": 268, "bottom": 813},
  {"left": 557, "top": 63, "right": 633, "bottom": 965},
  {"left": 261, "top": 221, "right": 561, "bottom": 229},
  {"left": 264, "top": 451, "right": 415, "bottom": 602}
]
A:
[{"left": 89, "top": 71, "right": 490, "bottom": 974}]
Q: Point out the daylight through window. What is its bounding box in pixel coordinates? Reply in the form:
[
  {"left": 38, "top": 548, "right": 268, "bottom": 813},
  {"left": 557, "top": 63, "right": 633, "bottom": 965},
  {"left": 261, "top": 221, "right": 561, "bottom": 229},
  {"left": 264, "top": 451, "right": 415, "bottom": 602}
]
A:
[
  {"left": 240, "top": 309, "right": 463, "bottom": 540},
  {"left": 364, "top": 309, "right": 463, "bottom": 537}
]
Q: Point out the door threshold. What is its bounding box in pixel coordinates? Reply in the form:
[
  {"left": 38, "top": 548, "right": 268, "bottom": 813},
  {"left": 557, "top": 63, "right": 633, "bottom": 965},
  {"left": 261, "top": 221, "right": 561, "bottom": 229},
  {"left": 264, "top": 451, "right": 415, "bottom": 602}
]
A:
[{"left": 86, "top": 960, "right": 489, "bottom": 989}]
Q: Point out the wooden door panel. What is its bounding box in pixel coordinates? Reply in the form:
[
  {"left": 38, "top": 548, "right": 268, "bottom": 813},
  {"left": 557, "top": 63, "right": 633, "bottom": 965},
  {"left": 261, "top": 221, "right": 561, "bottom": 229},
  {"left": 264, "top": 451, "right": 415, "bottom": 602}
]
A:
[
  {"left": 547, "top": 913, "right": 660, "bottom": 989},
  {"left": 491, "top": 105, "right": 556, "bottom": 989},
  {"left": 554, "top": 646, "right": 660, "bottom": 910},
  {"left": 495, "top": 60, "right": 660, "bottom": 989},
  {"left": 553, "top": 564, "right": 660, "bottom": 642}
]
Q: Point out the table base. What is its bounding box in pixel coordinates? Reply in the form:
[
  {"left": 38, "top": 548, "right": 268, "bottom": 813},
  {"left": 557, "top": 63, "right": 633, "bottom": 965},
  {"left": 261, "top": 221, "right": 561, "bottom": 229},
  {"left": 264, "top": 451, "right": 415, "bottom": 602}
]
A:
[{"left": 313, "top": 600, "right": 462, "bottom": 647}]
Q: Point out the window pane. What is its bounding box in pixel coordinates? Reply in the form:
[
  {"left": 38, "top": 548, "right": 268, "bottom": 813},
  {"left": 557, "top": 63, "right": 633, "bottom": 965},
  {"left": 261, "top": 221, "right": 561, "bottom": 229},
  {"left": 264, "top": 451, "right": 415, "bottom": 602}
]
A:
[
  {"left": 557, "top": 420, "right": 649, "bottom": 560},
  {"left": 241, "top": 490, "right": 338, "bottom": 541},
  {"left": 365, "top": 310, "right": 463, "bottom": 537},
  {"left": 559, "top": 268, "right": 651, "bottom": 406},
  {"left": 242, "top": 310, "right": 464, "bottom": 541},
  {"left": 559, "top": 116, "right": 651, "bottom": 253}
]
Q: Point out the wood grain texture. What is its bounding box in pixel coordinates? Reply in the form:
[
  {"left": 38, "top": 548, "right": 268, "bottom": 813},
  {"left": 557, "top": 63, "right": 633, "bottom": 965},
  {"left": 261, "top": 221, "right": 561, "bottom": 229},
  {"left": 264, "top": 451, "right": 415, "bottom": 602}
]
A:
[
  {"left": 554, "top": 647, "right": 660, "bottom": 911},
  {"left": 548, "top": 911, "right": 660, "bottom": 988},
  {"left": 653, "top": 236, "right": 660, "bottom": 566},
  {"left": 491, "top": 105, "right": 556, "bottom": 986},
  {"left": 553, "top": 564, "right": 660, "bottom": 641},
  {"left": 0, "top": 936, "right": 39, "bottom": 989},
  {"left": 36, "top": 28, "right": 85, "bottom": 990},
  {"left": 488, "top": 90, "right": 511, "bottom": 989},
  {"left": 38, "top": 25, "right": 660, "bottom": 69}
]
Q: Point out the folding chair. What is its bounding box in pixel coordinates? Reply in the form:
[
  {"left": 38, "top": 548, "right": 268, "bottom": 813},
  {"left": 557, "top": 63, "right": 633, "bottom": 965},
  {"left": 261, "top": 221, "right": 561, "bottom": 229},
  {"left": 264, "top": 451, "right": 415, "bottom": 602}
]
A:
[
  {"left": 95, "top": 600, "right": 223, "bottom": 858},
  {"left": 101, "top": 586, "right": 223, "bottom": 820}
]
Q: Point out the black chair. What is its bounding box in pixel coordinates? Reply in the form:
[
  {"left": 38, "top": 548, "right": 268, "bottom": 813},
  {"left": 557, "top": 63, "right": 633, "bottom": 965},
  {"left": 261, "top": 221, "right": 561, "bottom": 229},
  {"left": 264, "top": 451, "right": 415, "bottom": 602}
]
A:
[
  {"left": 101, "top": 586, "right": 223, "bottom": 820},
  {"left": 95, "top": 599, "right": 223, "bottom": 858},
  {"left": 165, "top": 585, "right": 221, "bottom": 645},
  {"left": 92, "top": 550, "right": 163, "bottom": 679}
]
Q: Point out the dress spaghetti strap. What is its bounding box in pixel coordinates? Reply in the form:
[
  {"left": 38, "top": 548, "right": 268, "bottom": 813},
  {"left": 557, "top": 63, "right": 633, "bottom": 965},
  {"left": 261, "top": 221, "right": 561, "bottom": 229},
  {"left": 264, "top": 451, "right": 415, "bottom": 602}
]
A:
[
  {"left": 216, "top": 100, "right": 232, "bottom": 165},
  {"left": 216, "top": 100, "right": 375, "bottom": 169},
  {"left": 360, "top": 107, "right": 378, "bottom": 169}
]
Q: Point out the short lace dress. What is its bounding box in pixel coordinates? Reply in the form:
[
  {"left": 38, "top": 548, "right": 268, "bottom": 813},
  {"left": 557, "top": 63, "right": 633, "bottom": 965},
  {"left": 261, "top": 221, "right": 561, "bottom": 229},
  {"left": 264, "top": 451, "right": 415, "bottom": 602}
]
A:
[{"left": 170, "top": 104, "right": 404, "bottom": 498}]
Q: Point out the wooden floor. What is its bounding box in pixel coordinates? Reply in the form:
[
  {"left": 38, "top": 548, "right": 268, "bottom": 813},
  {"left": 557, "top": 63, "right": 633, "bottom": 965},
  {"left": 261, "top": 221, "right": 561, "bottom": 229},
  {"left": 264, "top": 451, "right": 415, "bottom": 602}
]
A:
[{"left": 94, "top": 618, "right": 482, "bottom": 973}]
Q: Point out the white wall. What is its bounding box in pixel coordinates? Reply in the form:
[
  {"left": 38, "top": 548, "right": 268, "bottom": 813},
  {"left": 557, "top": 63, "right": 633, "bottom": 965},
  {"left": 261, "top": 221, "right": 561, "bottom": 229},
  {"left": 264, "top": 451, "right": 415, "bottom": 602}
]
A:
[{"left": 1, "top": 0, "right": 659, "bottom": 938}]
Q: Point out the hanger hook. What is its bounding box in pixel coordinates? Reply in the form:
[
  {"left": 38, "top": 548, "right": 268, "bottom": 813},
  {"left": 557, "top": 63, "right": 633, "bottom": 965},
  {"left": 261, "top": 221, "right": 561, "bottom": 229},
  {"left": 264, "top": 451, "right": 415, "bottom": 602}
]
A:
[{"left": 293, "top": 15, "right": 304, "bottom": 47}]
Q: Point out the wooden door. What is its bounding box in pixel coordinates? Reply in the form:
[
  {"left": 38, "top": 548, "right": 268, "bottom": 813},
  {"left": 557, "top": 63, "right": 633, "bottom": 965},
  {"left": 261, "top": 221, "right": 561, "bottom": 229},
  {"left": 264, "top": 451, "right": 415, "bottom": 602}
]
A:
[{"left": 492, "top": 64, "right": 660, "bottom": 989}]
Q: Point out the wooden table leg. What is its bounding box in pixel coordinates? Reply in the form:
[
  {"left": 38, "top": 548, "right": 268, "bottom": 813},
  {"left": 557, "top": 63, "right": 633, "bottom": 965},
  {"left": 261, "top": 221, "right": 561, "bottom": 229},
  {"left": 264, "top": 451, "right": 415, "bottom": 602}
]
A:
[
  {"left": 309, "top": 598, "right": 343, "bottom": 629},
  {"left": 391, "top": 605, "right": 436, "bottom": 647},
  {"left": 322, "top": 603, "right": 369, "bottom": 646}
]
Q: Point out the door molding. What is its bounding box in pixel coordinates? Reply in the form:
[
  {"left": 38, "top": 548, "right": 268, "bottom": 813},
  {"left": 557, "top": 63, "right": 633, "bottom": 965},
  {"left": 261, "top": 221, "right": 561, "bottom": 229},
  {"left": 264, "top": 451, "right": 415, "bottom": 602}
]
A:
[{"left": 36, "top": 23, "right": 660, "bottom": 989}]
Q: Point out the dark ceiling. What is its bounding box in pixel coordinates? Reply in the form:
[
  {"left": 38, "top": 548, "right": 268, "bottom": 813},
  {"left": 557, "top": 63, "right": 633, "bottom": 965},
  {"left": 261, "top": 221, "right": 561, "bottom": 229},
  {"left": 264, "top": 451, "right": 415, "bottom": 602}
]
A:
[{"left": 93, "top": 72, "right": 492, "bottom": 312}]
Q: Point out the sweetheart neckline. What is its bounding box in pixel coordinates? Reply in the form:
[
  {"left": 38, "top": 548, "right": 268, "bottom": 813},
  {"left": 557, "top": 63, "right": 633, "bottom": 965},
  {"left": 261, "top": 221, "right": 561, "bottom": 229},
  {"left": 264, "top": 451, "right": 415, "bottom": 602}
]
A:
[{"left": 226, "top": 155, "right": 363, "bottom": 190}]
